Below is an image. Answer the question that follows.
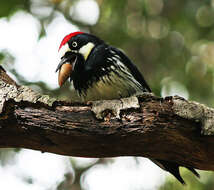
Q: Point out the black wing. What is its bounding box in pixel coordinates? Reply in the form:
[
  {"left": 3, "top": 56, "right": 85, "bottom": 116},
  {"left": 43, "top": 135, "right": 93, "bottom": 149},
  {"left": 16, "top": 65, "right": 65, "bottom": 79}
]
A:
[
  {"left": 85, "top": 44, "right": 151, "bottom": 92},
  {"left": 109, "top": 46, "right": 151, "bottom": 92}
]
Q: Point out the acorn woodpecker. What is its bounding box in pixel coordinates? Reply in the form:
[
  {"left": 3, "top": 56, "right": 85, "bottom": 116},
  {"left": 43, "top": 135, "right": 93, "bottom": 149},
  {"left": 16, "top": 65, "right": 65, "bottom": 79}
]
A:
[{"left": 56, "top": 32, "right": 199, "bottom": 184}]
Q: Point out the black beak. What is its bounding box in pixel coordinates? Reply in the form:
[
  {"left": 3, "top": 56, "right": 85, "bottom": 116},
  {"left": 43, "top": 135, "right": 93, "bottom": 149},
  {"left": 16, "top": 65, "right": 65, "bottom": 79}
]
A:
[
  {"left": 55, "top": 57, "right": 69, "bottom": 72},
  {"left": 55, "top": 53, "right": 77, "bottom": 72}
]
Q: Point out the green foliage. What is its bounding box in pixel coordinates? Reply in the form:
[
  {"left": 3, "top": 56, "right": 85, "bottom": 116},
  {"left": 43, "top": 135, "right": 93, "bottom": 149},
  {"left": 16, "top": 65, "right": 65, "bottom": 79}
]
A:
[{"left": 0, "top": 0, "right": 29, "bottom": 17}]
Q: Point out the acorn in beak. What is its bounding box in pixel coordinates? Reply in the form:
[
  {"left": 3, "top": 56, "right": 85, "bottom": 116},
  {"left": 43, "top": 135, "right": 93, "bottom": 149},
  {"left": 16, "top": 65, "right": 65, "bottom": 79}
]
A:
[{"left": 56, "top": 54, "right": 77, "bottom": 87}]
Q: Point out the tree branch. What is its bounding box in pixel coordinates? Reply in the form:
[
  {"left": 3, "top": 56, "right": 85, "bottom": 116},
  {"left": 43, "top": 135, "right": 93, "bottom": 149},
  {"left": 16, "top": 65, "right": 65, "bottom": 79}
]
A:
[{"left": 0, "top": 66, "right": 214, "bottom": 171}]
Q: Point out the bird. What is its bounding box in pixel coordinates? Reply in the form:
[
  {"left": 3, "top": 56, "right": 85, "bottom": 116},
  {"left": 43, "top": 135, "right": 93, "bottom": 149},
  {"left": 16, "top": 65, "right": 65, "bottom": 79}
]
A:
[{"left": 55, "top": 31, "right": 200, "bottom": 184}]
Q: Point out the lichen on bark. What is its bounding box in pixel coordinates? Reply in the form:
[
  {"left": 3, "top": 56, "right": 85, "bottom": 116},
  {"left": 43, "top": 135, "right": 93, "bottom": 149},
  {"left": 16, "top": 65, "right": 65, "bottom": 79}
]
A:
[
  {"left": 91, "top": 96, "right": 140, "bottom": 119},
  {"left": 173, "top": 96, "right": 214, "bottom": 135},
  {"left": 0, "top": 79, "right": 56, "bottom": 116}
]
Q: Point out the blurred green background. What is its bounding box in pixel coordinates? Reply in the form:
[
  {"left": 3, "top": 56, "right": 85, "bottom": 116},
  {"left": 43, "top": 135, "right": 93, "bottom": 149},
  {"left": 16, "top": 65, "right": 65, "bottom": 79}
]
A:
[{"left": 1, "top": 0, "right": 214, "bottom": 189}]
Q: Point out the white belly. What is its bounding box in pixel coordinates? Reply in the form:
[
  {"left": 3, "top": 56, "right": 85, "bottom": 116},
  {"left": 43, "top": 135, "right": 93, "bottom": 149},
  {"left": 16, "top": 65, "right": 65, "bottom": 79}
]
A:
[{"left": 80, "top": 71, "right": 143, "bottom": 101}]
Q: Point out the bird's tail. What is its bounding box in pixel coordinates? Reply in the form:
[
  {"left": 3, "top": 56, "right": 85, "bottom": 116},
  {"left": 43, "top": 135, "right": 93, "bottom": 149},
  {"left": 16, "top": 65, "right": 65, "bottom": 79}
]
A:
[
  {"left": 186, "top": 167, "right": 200, "bottom": 178},
  {"left": 150, "top": 159, "right": 200, "bottom": 185}
]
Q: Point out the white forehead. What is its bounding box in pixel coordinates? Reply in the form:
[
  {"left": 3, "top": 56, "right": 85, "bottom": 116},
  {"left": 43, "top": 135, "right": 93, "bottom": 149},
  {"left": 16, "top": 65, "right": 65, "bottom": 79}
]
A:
[{"left": 58, "top": 43, "right": 70, "bottom": 59}]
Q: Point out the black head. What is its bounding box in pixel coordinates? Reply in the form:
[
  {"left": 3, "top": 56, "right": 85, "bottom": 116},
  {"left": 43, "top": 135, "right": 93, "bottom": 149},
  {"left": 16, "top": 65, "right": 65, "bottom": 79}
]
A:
[{"left": 56, "top": 32, "right": 103, "bottom": 86}]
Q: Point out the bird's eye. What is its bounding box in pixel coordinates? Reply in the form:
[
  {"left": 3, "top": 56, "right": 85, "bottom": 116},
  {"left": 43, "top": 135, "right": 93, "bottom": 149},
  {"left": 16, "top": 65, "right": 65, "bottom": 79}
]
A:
[{"left": 72, "top": 41, "right": 78, "bottom": 47}]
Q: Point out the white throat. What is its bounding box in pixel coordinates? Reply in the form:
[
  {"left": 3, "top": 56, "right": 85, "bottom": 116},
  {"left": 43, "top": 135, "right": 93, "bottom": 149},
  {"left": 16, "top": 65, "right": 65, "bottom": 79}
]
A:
[
  {"left": 58, "top": 43, "right": 70, "bottom": 59},
  {"left": 79, "top": 42, "right": 95, "bottom": 60}
]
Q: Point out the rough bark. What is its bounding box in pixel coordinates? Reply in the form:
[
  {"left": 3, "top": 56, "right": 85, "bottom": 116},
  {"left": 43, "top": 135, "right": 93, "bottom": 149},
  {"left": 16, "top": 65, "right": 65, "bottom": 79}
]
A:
[{"left": 0, "top": 66, "right": 214, "bottom": 171}]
